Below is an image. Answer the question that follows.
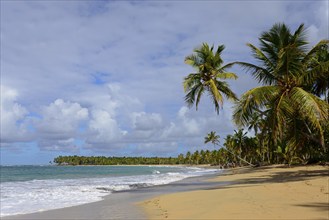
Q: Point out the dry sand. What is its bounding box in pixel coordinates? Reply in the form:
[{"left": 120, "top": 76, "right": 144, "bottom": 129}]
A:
[{"left": 139, "top": 165, "right": 329, "bottom": 219}]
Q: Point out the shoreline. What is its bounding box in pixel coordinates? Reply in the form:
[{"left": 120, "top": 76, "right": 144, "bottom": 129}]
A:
[
  {"left": 4, "top": 165, "right": 327, "bottom": 219},
  {"left": 2, "top": 169, "right": 224, "bottom": 220},
  {"left": 140, "top": 165, "right": 329, "bottom": 219}
]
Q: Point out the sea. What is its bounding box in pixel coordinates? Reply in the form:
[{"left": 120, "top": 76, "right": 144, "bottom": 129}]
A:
[{"left": 0, "top": 165, "right": 220, "bottom": 217}]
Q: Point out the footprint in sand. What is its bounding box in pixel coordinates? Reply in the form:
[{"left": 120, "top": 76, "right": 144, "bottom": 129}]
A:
[{"left": 304, "top": 181, "right": 312, "bottom": 186}]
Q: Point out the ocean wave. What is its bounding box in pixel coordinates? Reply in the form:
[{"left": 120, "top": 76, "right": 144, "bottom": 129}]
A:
[{"left": 0, "top": 166, "right": 221, "bottom": 217}]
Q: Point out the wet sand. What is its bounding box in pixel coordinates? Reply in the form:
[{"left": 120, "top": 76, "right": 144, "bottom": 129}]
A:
[{"left": 2, "top": 171, "right": 224, "bottom": 220}]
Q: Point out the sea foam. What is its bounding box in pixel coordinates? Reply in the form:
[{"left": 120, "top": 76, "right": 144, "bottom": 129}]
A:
[{"left": 0, "top": 167, "right": 220, "bottom": 217}]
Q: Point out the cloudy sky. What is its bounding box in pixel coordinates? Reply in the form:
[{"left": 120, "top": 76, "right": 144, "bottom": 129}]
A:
[{"left": 1, "top": 0, "right": 328, "bottom": 165}]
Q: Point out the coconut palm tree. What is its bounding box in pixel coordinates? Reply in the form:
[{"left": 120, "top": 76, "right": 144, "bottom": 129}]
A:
[
  {"left": 233, "top": 23, "right": 329, "bottom": 154},
  {"left": 184, "top": 43, "right": 238, "bottom": 114},
  {"left": 204, "top": 131, "right": 220, "bottom": 148},
  {"left": 205, "top": 131, "right": 254, "bottom": 166}
]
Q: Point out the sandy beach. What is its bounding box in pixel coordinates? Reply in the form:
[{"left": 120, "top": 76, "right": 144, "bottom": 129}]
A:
[
  {"left": 3, "top": 165, "right": 328, "bottom": 220},
  {"left": 140, "top": 165, "right": 329, "bottom": 219}
]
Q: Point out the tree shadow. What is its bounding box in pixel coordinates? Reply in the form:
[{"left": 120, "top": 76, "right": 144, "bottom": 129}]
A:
[
  {"left": 295, "top": 203, "right": 329, "bottom": 212},
  {"left": 207, "top": 165, "right": 329, "bottom": 188}
]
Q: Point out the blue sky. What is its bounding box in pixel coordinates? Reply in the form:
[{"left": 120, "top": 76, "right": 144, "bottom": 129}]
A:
[{"left": 1, "top": 1, "right": 328, "bottom": 165}]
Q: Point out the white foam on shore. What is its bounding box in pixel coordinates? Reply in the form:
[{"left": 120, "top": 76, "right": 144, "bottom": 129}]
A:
[{"left": 0, "top": 167, "right": 221, "bottom": 217}]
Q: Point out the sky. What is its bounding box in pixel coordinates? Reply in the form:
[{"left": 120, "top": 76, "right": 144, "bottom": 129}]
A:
[{"left": 1, "top": 0, "right": 328, "bottom": 165}]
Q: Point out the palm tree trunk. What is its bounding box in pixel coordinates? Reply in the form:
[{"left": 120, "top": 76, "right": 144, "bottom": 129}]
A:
[{"left": 224, "top": 148, "right": 255, "bottom": 166}]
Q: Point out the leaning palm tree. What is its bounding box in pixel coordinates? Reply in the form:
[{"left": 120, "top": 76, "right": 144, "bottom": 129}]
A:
[
  {"left": 205, "top": 131, "right": 254, "bottom": 166},
  {"left": 233, "top": 23, "right": 329, "bottom": 154},
  {"left": 184, "top": 43, "right": 238, "bottom": 114}
]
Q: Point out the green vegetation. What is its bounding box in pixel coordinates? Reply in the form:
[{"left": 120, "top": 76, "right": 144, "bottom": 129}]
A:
[
  {"left": 184, "top": 23, "right": 329, "bottom": 166},
  {"left": 53, "top": 155, "right": 179, "bottom": 166},
  {"left": 52, "top": 153, "right": 226, "bottom": 166},
  {"left": 184, "top": 43, "right": 238, "bottom": 114}
]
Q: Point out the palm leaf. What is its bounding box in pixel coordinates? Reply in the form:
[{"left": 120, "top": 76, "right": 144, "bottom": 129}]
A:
[
  {"left": 184, "top": 82, "right": 203, "bottom": 109},
  {"left": 300, "top": 60, "right": 329, "bottom": 88},
  {"left": 233, "top": 85, "right": 280, "bottom": 126},
  {"left": 215, "top": 80, "right": 238, "bottom": 101},
  {"left": 290, "top": 87, "right": 329, "bottom": 146},
  {"left": 216, "top": 72, "right": 238, "bottom": 80},
  {"left": 195, "top": 86, "right": 205, "bottom": 111},
  {"left": 302, "top": 39, "right": 329, "bottom": 63},
  {"left": 208, "top": 79, "right": 223, "bottom": 106},
  {"left": 234, "top": 61, "right": 277, "bottom": 85},
  {"left": 247, "top": 43, "right": 275, "bottom": 71}
]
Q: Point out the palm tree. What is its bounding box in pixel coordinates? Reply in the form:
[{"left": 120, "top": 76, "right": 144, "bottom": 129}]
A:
[
  {"left": 233, "top": 23, "right": 329, "bottom": 154},
  {"left": 204, "top": 131, "right": 220, "bottom": 148},
  {"left": 192, "top": 150, "right": 201, "bottom": 165},
  {"left": 205, "top": 131, "right": 254, "bottom": 166},
  {"left": 233, "top": 129, "right": 248, "bottom": 164},
  {"left": 247, "top": 112, "right": 263, "bottom": 136},
  {"left": 184, "top": 43, "right": 238, "bottom": 114},
  {"left": 185, "top": 151, "right": 192, "bottom": 164}
]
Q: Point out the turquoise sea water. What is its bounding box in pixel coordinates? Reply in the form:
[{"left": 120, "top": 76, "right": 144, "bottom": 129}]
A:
[
  {"left": 0, "top": 165, "right": 189, "bottom": 183},
  {"left": 0, "top": 165, "right": 220, "bottom": 217}
]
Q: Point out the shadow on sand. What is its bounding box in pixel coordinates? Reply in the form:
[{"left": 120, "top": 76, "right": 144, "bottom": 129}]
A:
[{"left": 210, "top": 165, "right": 328, "bottom": 186}]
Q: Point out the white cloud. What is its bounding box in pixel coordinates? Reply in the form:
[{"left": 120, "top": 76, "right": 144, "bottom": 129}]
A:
[
  {"left": 35, "top": 99, "right": 88, "bottom": 139},
  {"left": 132, "top": 112, "right": 163, "bottom": 131},
  {"left": 165, "top": 105, "right": 235, "bottom": 141},
  {"left": 39, "top": 138, "right": 79, "bottom": 152},
  {"left": 177, "top": 106, "right": 200, "bottom": 135},
  {"left": 0, "top": 86, "right": 31, "bottom": 144},
  {"left": 32, "top": 99, "right": 88, "bottom": 151},
  {"left": 85, "top": 109, "right": 127, "bottom": 147}
]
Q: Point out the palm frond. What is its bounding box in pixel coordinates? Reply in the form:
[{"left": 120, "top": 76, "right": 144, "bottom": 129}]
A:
[
  {"left": 233, "top": 85, "right": 280, "bottom": 126},
  {"left": 274, "top": 44, "right": 304, "bottom": 80},
  {"left": 247, "top": 43, "right": 275, "bottom": 71},
  {"left": 290, "top": 87, "right": 329, "bottom": 146},
  {"left": 185, "top": 54, "right": 202, "bottom": 68},
  {"left": 234, "top": 61, "right": 277, "bottom": 84},
  {"left": 208, "top": 79, "right": 223, "bottom": 107},
  {"left": 210, "top": 91, "right": 221, "bottom": 114},
  {"left": 302, "top": 39, "right": 329, "bottom": 63},
  {"left": 183, "top": 73, "right": 201, "bottom": 92},
  {"left": 259, "top": 39, "right": 278, "bottom": 65},
  {"left": 216, "top": 72, "right": 238, "bottom": 80},
  {"left": 195, "top": 86, "right": 205, "bottom": 111},
  {"left": 291, "top": 24, "right": 308, "bottom": 50},
  {"left": 215, "top": 80, "right": 238, "bottom": 101},
  {"left": 220, "top": 62, "right": 235, "bottom": 70},
  {"left": 291, "top": 87, "right": 329, "bottom": 122},
  {"left": 300, "top": 60, "right": 329, "bottom": 90},
  {"left": 184, "top": 82, "right": 203, "bottom": 109}
]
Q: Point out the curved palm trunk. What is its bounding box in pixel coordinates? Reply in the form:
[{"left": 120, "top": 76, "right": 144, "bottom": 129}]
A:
[{"left": 224, "top": 147, "right": 255, "bottom": 167}]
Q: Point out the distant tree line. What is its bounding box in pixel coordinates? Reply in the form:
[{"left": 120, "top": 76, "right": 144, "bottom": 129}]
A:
[
  {"left": 53, "top": 156, "right": 179, "bottom": 166},
  {"left": 53, "top": 152, "right": 230, "bottom": 166},
  {"left": 53, "top": 125, "right": 327, "bottom": 167}
]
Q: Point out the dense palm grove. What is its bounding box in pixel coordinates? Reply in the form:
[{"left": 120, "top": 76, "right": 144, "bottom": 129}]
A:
[
  {"left": 53, "top": 155, "right": 180, "bottom": 165},
  {"left": 54, "top": 23, "right": 328, "bottom": 167}
]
